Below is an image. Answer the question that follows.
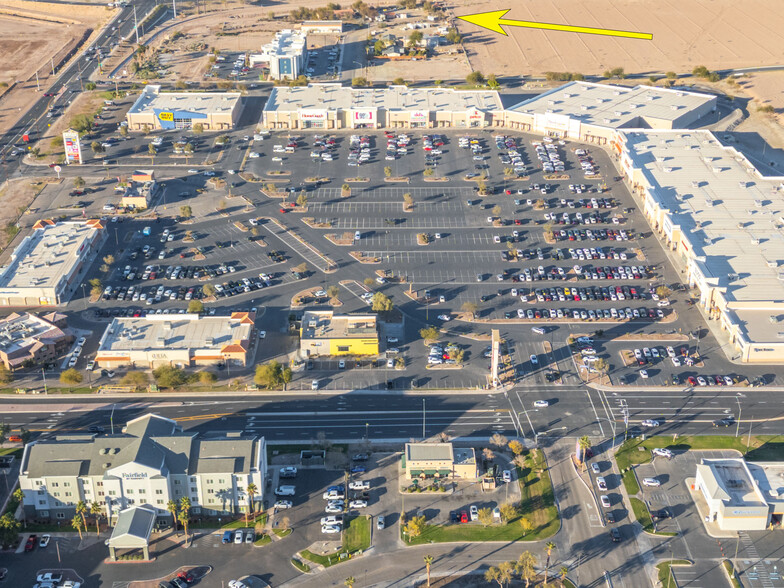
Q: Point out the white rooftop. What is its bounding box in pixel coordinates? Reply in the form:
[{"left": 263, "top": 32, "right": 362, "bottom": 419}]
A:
[
  {"left": 128, "top": 85, "right": 240, "bottom": 115},
  {"left": 0, "top": 221, "right": 99, "bottom": 291},
  {"left": 264, "top": 83, "right": 503, "bottom": 113},
  {"left": 507, "top": 81, "right": 716, "bottom": 128},
  {"left": 261, "top": 29, "right": 307, "bottom": 59},
  {"left": 623, "top": 130, "right": 784, "bottom": 316},
  {"left": 98, "top": 314, "right": 252, "bottom": 353}
]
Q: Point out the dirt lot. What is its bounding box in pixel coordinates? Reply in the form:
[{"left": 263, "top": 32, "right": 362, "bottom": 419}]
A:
[
  {"left": 0, "top": 177, "right": 52, "bottom": 251},
  {"left": 34, "top": 90, "right": 108, "bottom": 162},
  {"left": 727, "top": 72, "right": 784, "bottom": 149},
  {"left": 0, "top": 0, "right": 116, "bottom": 136},
  {"left": 451, "top": 0, "right": 784, "bottom": 77}
]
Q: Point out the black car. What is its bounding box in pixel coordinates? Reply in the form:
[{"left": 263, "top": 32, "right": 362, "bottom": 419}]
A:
[
  {"left": 88, "top": 425, "right": 105, "bottom": 433},
  {"left": 352, "top": 454, "right": 369, "bottom": 462},
  {"left": 450, "top": 511, "right": 461, "bottom": 523},
  {"left": 651, "top": 509, "right": 670, "bottom": 520},
  {"left": 610, "top": 528, "right": 621, "bottom": 542},
  {"left": 712, "top": 418, "right": 734, "bottom": 427}
]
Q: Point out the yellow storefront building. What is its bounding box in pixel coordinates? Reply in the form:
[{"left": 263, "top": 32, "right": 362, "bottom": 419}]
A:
[{"left": 299, "top": 310, "right": 379, "bottom": 356}]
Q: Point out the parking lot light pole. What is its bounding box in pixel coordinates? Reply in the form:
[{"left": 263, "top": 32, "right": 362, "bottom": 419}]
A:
[
  {"left": 422, "top": 398, "right": 426, "bottom": 440},
  {"left": 735, "top": 395, "right": 742, "bottom": 438},
  {"left": 534, "top": 426, "right": 566, "bottom": 447}
]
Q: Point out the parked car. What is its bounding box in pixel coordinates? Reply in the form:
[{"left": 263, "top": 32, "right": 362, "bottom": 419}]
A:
[
  {"left": 376, "top": 515, "right": 385, "bottom": 529},
  {"left": 39, "top": 534, "right": 51, "bottom": 548},
  {"left": 600, "top": 495, "right": 611, "bottom": 508},
  {"left": 222, "top": 531, "right": 232, "bottom": 544},
  {"left": 642, "top": 478, "right": 661, "bottom": 487},
  {"left": 610, "top": 527, "right": 621, "bottom": 542},
  {"left": 469, "top": 505, "right": 478, "bottom": 521},
  {"left": 24, "top": 534, "right": 37, "bottom": 551},
  {"left": 274, "top": 500, "right": 293, "bottom": 509},
  {"left": 652, "top": 448, "right": 673, "bottom": 458}
]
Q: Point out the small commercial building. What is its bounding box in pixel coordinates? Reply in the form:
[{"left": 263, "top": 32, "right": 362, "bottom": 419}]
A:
[
  {"left": 126, "top": 85, "right": 242, "bottom": 131},
  {"left": 299, "top": 310, "right": 378, "bottom": 356},
  {"left": 0, "top": 219, "right": 106, "bottom": 307},
  {"left": 250, "top": 29, "right": 307, "bottom": 80},
  {"left": 403, "top": 443, "right": 477, "bottom": 480},
  {"left": 616, "top": 129, "right": 784, "bottom": 363},
  {"left": 300, "top": 20, "right": 344, "bottom": 34},
  {"left": 695, "top": 458, "right": 784, "bottom": 531},
  {"left": 262, "top": 83, "right": 503, "bottom": 130},
  {"left": 0, "top": 311, "right": 73, "bottom": 370},
  {"left": 120, "top": 171, "right": 157, "bottom": 210},
  {"left": 95, "top": 312, "right": 255, "bottom": 368},
  {"left": 504, "top": 81, "right": 717, "bottom": 144},
  {"left": 18, "top": 413, "right": 267, "bottom": 522}
]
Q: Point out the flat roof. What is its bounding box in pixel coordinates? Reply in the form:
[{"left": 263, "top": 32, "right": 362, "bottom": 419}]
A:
[
  {"left": 261, "top": 29, "right": 306, "bottom": 58},
  {"left": 0, "top": 220, "right": 101, "bottom": 291},
  {"left": 0, "top": 312, "right": 68, "bottom": 356},
  {"left": 301, "top": 310, "right": 377, "bottom": 340},
  {"left": 98, "top": 313, "right": 253, "bottom": 353},
  {"left": 507, "top": 81, "right": 715, "bottom": 127},
  {"left": 265, "top": 83, "right": 503, "bottom": 113},
  {"left": 699, "top": 458, "right": 768, "bottom": 507},
  {"left": 128, "top": 85, "right": 240, "bottom": 116},
  {"left": 406, "top": 443, "right": 453, "bottom": 462},
  {"left": 747, "top": 462, "right": 784, "bottom": 508},
  {"left": 622, "top": 130, "right": 784, "bottom": 318}
]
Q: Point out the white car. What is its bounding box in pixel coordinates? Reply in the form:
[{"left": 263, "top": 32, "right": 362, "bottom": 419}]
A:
[
  {"left": 274, "top": 500, "right": 293, "bottom": 509},
  {"left": 321, "top": 524, "right": 341, "bottom": 534},
  {"left": 349, "top": 480, "right": 370, "bottom": 491},
  {"left": 248, "top": 152, "right": 260, "bottom": 158},
  {"left": 502, "top": 470, "right": 512, "bottom": 483},
  {"left": 597, "top": 477, "right": 607, "bottom": 490},
  {"left": 641, "top": 419, "right": 660, "bottom": 427},
  {"left": 533, "top": 400, "right": 549, "bottom": 408},
  {"left": 639, "top": 369, "right": 649, "bottom": 379},
  {"left": 323, "top": 490, "right": 345, "bottom": 500},
  {"left": 324, "top": 504, "right": 343, "bottom": 514},
  {"left": 642, "top": 478, "right": 661, "bottom": 487},
  {"left": 530, "top": 354, "right": 538, "bottom": 365},
  {"left": 652, "top": 447, "right": 673, "bottom": 458},
  {"left": 470, "top": 505, "right": 478, "bottom": 521},
  {"left": 600, "top": 495, "right": 611, "bottom": 508},
  {"left": 349, "top": 500, "right": 368, "bottom": 508},
  {"left": 437, "top": 314, "right": 451, "bottom": 321},
  {"left": 258, "top": 330, "right": 266, "bottom": 339}
]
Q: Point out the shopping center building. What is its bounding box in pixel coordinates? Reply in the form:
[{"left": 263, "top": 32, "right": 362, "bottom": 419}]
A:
[
  {"left": 261, "top": 83, "right": 503, "bottom": 130},
  {"left": 299, "top": 310, "right": 379, "bottom": 356},
  {"left": 126, "top": 85, "right": 242, "bottom": 131},
  {"left": 0, "top": 219, "right": 106, "bottom": 307},
  {"left": 504, "top": 81, "right": 717, "bottom": 144},
  {"left": 616, "top": 129, "right": 784, "bottom": 363},
  {"left": 18, "top": 413, "right": 267, "bottom": 522}
]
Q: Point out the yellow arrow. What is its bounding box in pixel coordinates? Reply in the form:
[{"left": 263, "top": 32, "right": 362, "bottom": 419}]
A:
[{"left": 457, "top": 9, "right": 652, "bottom": 40}]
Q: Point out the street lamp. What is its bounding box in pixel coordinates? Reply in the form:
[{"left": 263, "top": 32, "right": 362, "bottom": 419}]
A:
[
  {"left": 534, "top": 426, "right": 566, "bottom": 446},
  {"left": 735, "top": 395, "right": 742, "bottom": 438}
]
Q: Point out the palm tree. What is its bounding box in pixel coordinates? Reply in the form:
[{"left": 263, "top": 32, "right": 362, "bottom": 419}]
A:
[
  {"left": 424, "top": 554, "right": 434, "bottom": 587},
  {"left": 179, "top": 497, "right": 191, "bottom": 546},
  {"left": 76, "top": 500, "right": 88, "bottom": 532},
  {"left": 90, "top": 501, "right": 102, "bottom": 535},
  {"left": 344, "top": 577, "right": 355, "bottom": 588},
  {"left": 167, "top": 499, "right": 179, "bottom": 533},
  {"left": 12, "top": 488, "right": 25, "bottom": 527},
  {"left": 578, "top": 435, "right": 592, "bottom": 467},
  {"left": 560, "top": 566, "right": 569, "bottom": 581},
  {"left": 543, "top": 541, "right": 556, "bottom": 587},
  {"left": 246, "top": 483, "right": 258, "bottom": 525},
  {"left": 71, "top": 514, "right": 83, "bottom": 540}
]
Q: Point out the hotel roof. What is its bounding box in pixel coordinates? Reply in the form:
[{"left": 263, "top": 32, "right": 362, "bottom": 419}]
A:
[
  {"left": 128, "top": 85, "right": 240, "bottom": 116},
  {"left": 507, "top": 81, "right": 716, "bottom": 128},
  {"left": 0, "top": 220, "right": 103, "bottom": 292},
  {"left": 621, "top": 130, "right": 784, "bottom": 330},
  {"left": 265, "top": 83, "right": 503, "bottom": 113}
]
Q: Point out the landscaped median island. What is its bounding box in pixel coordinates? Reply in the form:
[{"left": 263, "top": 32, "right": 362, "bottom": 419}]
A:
[
  {"left": 630, "top": 497, "right": 677, "bottom": 536},
  {"left": 401, "top": 448, "right": 559, "bottom": 544},
  {"left": 298, "top": 515, "right": 371, "bottom": 568},
  {"left": 656, "top": 560, "right": 692, "bottom": 586},
  {"left": 722, "top": 559, "right": 742, "bottom": 588}
]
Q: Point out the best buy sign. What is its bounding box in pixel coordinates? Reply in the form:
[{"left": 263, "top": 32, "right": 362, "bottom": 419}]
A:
[{"left": 158, "top": 112, "right": 174, "bottom": 122}]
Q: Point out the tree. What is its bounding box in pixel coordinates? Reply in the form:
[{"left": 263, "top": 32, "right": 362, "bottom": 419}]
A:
[
  {"left": 487, "top": 73, "right": 500, "bottom": 89},
  {"left": 519, "top": 517, "right": 533, "bottom": 536},
  {"left": 491, "top": 204, "right": 502, "bottom": 216},
  {"left": 484, "top": 566, "right": 503, "bottom": 587},
  {"left": 419, "top": 326, "right": 440, "bottom": 341},
  {"left": 508, "top": 440, "right": 524, "bottom": 455},
  {"left": 344, "top": 577, "right": 355, "bottom": 588},
  {"left": 466, "top": 71, "right": 485, "bottom": 85},
  {"left": 461, "top": 301, "right": 478, "bottom": 318},
  {"left": 371, "top": 292, "right": 393, "bottom": 312},
  {"left": 119, "top": 370, "right": 147, "bottom": 388},
  {"left": 560, "top": 566, "right": 569, "bottom": 581},
  {"left": 91, "top": 141, "right": 104, "bottom": 156},
  {"left": 119, "top": 125, "right": 129, "bottom": 137},
  {"left": 477, "top": 507, "right": 493, "bottom": 526},
  {"left": 0, "top": 422, "right": 8, "bottom": 446},
  {"left": 153, "top": 365, "right": 187, "bottom": 387},
  {"left": 192, "top": 123, "right": 204, "bottom": 134},
  {"left": 179, "top": 497, "right": 191, "bottom": 545},
  {"left": 499, "top": 502, "right": 518, "bottom": 523},
  {"left": 167, "top": 499, "right": 179, "bottom": 533},
  {"left": 516, "top": 551, "right": 537, "bottom": 587},
  {"left": 84, "top": 81, "right": 96, "bottom": 91},
  {"left": 327, "top": 285, "right": 340, "bottom": 300},
  {"left": 60, "top": 368, "right": 83, "bottom": 385},
  {"left": 73, "top": 176, "right": 85, "bottom": 189},
  {"left": 446, "top": 28, "right": 462, "bottom": 44},
  {"left": 71, "top": 514, "right": 83, "bottom": 540},
  {"left": 364, "top": 277, "right": 376, "bottom": 288},
  {"left": 0, "top": 364, "right": 13, "bottom": 385},
  {"left": 183, "top": 143, "right": 194, "bottom": 162},
  {"left": 666, "top": 71, "right": 678, "bottom": 79},
  {"left": 403, "top": 193, "right": 413, "bottom": 208},
  {"left": 103, "top": 254, "right": 115, "bottom": 266},
  {"left": 90, "top": 501, "right": 102, "bottom": 535},
  {"left": 482, "top": 447, "right": 495, "bottom": 462},
  {"left": 543, "top": 541, "right": 556, "bottom": 587},
  {"left": 254, "top": 360, "right": 288, "bottom": 389},
  {"left": 498, "top": 561, "right": 515, "bottom": 586},
  {"left": 76, "top": 500, "right": 88, "bottom": 532},
  {"left": 578, "top": 435, "right": 591, "bottom": 464},
  {"left": 384, "top": 166, "right": 392, "bottom": 178},
  {"left": 89, "top": 277, "right": 102, "bottom": 298},
  {"left": 351, "top": 77, "right": 368, "bottom": 88},
  {"left": 593, "top": 357, "right": 609, "bottom": 375},
  {"left": 12, "top": 488, "right": 23, "bottom": 527},
  {"left": 423, "top": 167, "right": 434, "bottom": 177},
  {"left": 203, "top": 283, "right": 216, "bottom": 297},
  {"left": 0, "top": 512, "right": 20, "bottom": 549},
  {"left": 403, "top": 515, "right": 426, "bottom": 540},
  {"left": 490, "top": 433, "right": 508, "bottom": 450},
  {"left": 656, "top": 285, "right": 672, "bottom": 299},
  {"left": 424, "top": 555, "right": 434, "bottom": 587},
  {"left": 391, "top": 77, "right": 407, "bottom": 86},
  {"left": 246, "top": 483, "right": 258, "bottom": 525},
  {"left": 408, "top": 30, "right": 423, "bottom": 46},
  {"left": 187, "top": 300, "right": 204, "bottom": 314},
  {"left": 180, "top": 205, "right": 192, "bottom": 218},
  {"left": 296, "top": 192, "right": 308, "bottom": 207},
  {"left": 148, "top": 143, "right": 157, "bottom": 164}
]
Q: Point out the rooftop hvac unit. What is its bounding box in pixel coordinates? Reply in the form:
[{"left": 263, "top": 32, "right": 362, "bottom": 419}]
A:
[
  {"left": 705, "top": 198, "right": 714, "bottom": 207},
  {"left": 750, "top": 236, "right": 761, "bottom": 245},
  {"left": 691, "top": 180, "right": 700, "bottom": 188},
  {"left": 739, "top": 181, "right": 749, "bottom": 188},
  {"left": 614, "top": 111, "right": 623, "bottom": 116},
  {"left": 755, "top": 199, "right": 763, "bottom": 207},
  {"left": 663, "top": 166, "right": 674, "bottom": 173},
  {"left": 613, "top": 90, "right": 621, "bottom": 95},
  {"left": 711, "top": 166, "right": 722, "bottom": 172},
  {"left": 647, "top": 95, "right": 655, "bottom": 101},
  {"left": 580, "top": 105, "right": 588, "bottom": 110},
  {"left": 603, "top": 118, "right": 612, "bottom": 124},
  {"left": 767, "top": 261, "right": 778, "bottom": 268},
  {"left": 671, "top": 105, "right": 680, "bottom": 110},
  {"left": 547, "top": 100, "right": 556, "bottom": 105}
]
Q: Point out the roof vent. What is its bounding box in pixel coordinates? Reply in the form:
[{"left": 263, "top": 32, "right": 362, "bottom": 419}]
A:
[
  {"left": 767, "top": 261, "right": 778, "bottom": 269},
  {"left": 691, "top": 180, "right": 700, "bottom": 188},
  {"left": 647, "top": 95, "right": 655, "bottom": 101},
  {"left": 750, "top": 236, "right": 761, "bottom": 245},
  {"left": 103, "top": 462, "right": 111, "bottom": 469},
  {"left": 739, "top": 181, "right": 749, "bottom": 188},
  {"left": 663, "top": 166, "right": 674, "bottom": 173},
  {"left": 705, "top": 198, "right": 714, "bottom": 207}
]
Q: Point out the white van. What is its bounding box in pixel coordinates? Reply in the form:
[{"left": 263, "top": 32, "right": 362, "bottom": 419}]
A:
[
  {"left": 532, "top": 327, "right": 545, "bottom": 335},
  {"left": 274, "top": 485, "right": 296, "bottom": 496},
  {"left": 354, "top": 231, "right": 361, "bottom": 240}
]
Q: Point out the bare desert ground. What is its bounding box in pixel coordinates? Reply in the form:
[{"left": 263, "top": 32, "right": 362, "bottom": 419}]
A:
[{"left": 451, "top": 0, "right": 784, "bottom": 77}]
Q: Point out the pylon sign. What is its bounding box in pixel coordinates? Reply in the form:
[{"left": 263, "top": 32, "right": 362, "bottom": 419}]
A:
[{"left": 63, "top": 129, "right": 82, "bottom": 164}]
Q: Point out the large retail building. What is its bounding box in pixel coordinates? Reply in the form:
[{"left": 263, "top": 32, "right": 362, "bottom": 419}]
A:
[
  {"left": 126, "top": 85, "right": 242, "bottom": 131},
  {"left": 262, "top": 83, "right": 503, "bottom": 130},
  {"left": 0, "top": 219, "right": 106, "bottom": 307},
  {"left": 616, "top": 129, "right": 784, "bottom": 363},
  {"left": 18, "top": 413, "right": 267, "bottom": 521}
]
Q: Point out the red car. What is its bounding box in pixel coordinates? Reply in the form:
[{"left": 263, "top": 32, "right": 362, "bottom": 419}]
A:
[
  {"left": 460, "top": 511, "right": 469, "bottom": 523},
  {"left": 25, "top": 534, "right": 37, "bottom": 552},
  {"left": 177, "top": 571, "right": 194, "bottom": 583},
  {"left": 505, "top": 189, "right": 512, "bottom": 195},
  {"left": 687, "top": 376, "right": 697, "bottom": 386},
  {"left": 279, "top": 208, "right": 288, "bottom": 213}
]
